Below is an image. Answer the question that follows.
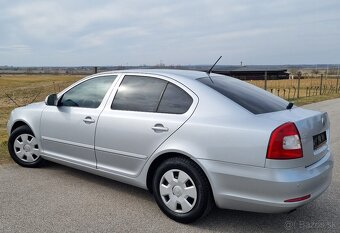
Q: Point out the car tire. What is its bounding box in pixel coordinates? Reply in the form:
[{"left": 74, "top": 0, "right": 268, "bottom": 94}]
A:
[
  {"left": 8, "top": 125, "right": 45, "bottom": 168},
  {"left": 152, "top": 156, "right": 214, "bottom": 223}
]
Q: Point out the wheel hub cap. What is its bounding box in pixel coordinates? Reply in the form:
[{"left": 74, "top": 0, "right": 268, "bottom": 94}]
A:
[
  {"left": 172, "top": 186, "right": 183, "bottom": 197},
  {"left": 13, "top": 133, "right": 40, "bottom": 163},
  {"left": 159, "top": 169, "right": 197, "bottom": 213},
  {"left": 23, "top": 144, "right": 31, "bottom": 152}
]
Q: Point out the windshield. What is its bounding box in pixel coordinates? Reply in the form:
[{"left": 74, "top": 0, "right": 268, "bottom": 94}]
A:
[{"left": 198, "top": 76, "right": 288, "bottom": 114}]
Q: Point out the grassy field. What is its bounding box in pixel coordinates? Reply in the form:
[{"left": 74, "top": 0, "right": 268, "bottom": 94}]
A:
[
  {"left": 249, "top": 78, "right": 339, "bottom": 100},
  {"left": 0, "top": 74, "right": 83, "bottom": 163},
  {"left": 0, "top": 74, "right": 339, "bottom": 164}
]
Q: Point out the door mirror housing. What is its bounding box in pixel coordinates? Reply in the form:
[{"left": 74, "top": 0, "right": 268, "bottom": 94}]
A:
[{"left": 45, "top": 94, "right": 58, "bottom": 106}]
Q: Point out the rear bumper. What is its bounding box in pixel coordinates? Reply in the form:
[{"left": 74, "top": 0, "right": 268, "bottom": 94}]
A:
[{"left": 198, "top": 152, "right": 333, "bottom": 213}]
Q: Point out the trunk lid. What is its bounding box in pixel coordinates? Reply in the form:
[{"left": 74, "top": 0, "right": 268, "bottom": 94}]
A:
[{"left": 260, "top": 107, "right": 330, "bottom": 168}]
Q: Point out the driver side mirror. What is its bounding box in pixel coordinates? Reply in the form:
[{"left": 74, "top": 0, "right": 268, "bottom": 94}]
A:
[{"left": 45, "top": 94, "right": 58, "bottom": 106}]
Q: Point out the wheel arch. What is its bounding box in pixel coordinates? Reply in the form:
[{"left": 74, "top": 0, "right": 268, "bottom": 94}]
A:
[{"left": 11, "top": 120, "right": 33, "bottom": 134}]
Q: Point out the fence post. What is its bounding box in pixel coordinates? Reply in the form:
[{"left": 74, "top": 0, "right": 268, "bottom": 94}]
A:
[
  {"left": 320, "top": 74, "right": 323, "bottom": 95},
  {"left": 297, "top": 72, "right": 301, "bottom": 98},
  {"left": 264, "top": 71, "right": 268, "bottom": 91}
]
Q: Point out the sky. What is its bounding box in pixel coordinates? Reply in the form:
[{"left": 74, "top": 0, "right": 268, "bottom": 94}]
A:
[{"left": 0, "top": 0, "right": 339, "bottom": 66}]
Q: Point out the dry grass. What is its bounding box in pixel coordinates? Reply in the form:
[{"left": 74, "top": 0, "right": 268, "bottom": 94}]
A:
[
  {"left": 293, "top": 93, "right": 340, "bottom": 106},
  {"left": 0, "top": 74, "right": 83, "bottom": 163},
  {"left": 0, "top": 74, "right": 82, "bottom": 107},
  {"left": 0, "top": 75, "right": 339, "bottom": 164},
  {"left": 248, "top": 78, "right": 339, "bottom": 100}
]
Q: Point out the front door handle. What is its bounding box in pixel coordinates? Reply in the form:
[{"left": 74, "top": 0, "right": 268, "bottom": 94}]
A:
[
  {"left": 83, "top": 116, "right": 95, "bottom": 124},
  {"left": 152, "top": 124, "right": 169, "bottom": 132}
]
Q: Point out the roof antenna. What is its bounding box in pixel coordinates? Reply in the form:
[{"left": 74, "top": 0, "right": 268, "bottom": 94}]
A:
[
  {"left": 206, "top": 56, "right": 222, "bottom": 83},
  {"left": 207, "top": 56, "right": 222, "bottom": 74}
]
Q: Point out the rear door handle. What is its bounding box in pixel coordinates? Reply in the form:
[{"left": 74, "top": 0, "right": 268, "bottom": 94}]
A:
[
  {"left": 83, "top": 116, "right": 95, "bottom": 124},
  {"left": 152, "top": 124, "right": 169, "bottom": 132}
]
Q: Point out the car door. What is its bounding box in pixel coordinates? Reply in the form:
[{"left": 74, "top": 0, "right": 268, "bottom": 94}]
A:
[
  {"left": 95, "top": 74, "right": 198, "bottom": 176},
  {"left": 40, "top": 75, "right": 118, "bottom": 168}
]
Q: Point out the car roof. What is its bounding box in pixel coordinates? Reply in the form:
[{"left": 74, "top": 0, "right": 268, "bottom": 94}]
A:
[{"left": 97, "top": 69, "right": 210, "bottom": 81}]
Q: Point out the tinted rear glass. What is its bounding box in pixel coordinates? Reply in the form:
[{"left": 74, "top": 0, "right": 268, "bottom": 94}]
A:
[
  {"left": 198, "top": 76, "right": 288, "bottom": 114},
  {"left": 157, "top": 83, "right": 193, "bottom": 114},
  {"left": 111, "top": 75, "right": 167, "bottom": 112}
]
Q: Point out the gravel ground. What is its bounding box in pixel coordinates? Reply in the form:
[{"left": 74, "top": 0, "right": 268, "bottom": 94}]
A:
[{"left": 0, "top": 98, "right": 339, "bottom": 233}]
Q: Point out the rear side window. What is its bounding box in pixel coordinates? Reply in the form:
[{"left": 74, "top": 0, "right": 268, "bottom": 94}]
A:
[
  {"left": 111, "top": 75, "right": 193, "bottom": 114},
  {"left": 111, "top": 75, "right": 167, "bottom": 112},
  {"left": 157, "top": 83, "right": 193, "bottom": 114},
  {"left": 198, "top": 76, "right": 288, "bottom": 114}
]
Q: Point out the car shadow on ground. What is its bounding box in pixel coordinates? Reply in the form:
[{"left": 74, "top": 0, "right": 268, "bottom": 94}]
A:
[
  {"left": 41, "top": 161, "right": 337, "bottom": 232},
  {"left": 41, "top": 161, "right": 155, "bottom": 202}
]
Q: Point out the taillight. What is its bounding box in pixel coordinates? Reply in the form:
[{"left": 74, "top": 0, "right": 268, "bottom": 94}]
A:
[{"left": 267, "top": 122, "right": 303, "bottom": 160}]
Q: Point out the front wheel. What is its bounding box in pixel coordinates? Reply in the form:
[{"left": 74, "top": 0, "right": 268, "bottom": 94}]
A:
[
  {"left": 8, "top": 125, "right": 45, "bottom": 167},
  {"left": 152, "top": 157, "right": 213, "bottom": 223}
]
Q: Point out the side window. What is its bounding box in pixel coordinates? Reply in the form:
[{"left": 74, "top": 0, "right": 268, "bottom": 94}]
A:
[
  {"left": 111, "top": 75, "right": 167, "bottom": 112},
  {"left": 157, "top": 83, "right": 193, "bottom": 114},
  {"left": 59, "top": 75, "right": 116, "bottom": 108}
]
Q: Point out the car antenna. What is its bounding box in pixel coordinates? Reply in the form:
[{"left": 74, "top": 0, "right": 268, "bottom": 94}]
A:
[{"left": 206, "top": 56, "right": 222, "bottom": 83}]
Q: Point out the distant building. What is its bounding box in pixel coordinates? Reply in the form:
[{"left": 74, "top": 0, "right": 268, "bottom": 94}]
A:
[{"left": 207, "top": 66, "right": 289, "bottom": 80}]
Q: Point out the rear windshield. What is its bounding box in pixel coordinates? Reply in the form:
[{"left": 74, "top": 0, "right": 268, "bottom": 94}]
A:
[{"left": 198, "top": 76, "right": 288, "bottom": 114}]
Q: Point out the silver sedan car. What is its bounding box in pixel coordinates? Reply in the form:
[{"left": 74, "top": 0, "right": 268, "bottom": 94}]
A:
[{"left": 7, "top": 69, "right": 333, "bottom": 223}]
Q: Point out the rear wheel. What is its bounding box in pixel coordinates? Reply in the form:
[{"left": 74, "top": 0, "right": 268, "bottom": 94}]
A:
[
  {"left": 8, "top": 125, "right": 44, "bottom": 167},
  {"left": 152, "top": 157, "right": 213, "bottom": 223}
]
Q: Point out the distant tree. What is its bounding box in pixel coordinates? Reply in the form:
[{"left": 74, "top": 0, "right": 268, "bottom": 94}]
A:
[
  {"left": 289, "top": 68, "right": 298, "bottom": 75},
  {"left": 312, "top": 69, "right": 319, "bottom": 75},
  {"left": 297, "top": 71, "right": 302, "bottom": 78},
  {"left": 328, "top": 68, "right": 338, "bottom": 75}
]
